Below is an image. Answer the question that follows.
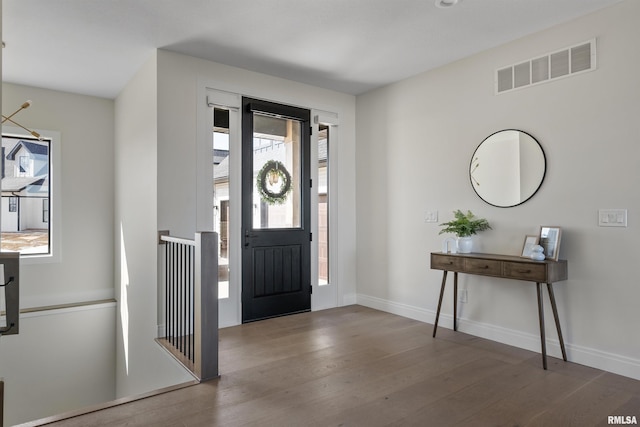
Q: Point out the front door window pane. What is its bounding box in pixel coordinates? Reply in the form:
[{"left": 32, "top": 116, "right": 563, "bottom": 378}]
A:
[{"left": 252, "top": 113, "right": 301, "bottom": 229}]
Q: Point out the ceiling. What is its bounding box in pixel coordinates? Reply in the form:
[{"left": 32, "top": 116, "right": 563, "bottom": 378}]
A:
[{"left": 2, "top": 0, "right": 624, "bottom": 99}]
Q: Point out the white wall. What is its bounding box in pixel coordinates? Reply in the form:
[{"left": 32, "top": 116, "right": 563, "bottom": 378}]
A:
[
  {"left": 2, "top": 83, "right": 115, "bottom": 306},
  {"left": 1, "top": 83, "right": 118, "bottom": 424},
  {"left": 114, "top": 52, "right": 194, "bottom": 398},
  {"left": 113, "top": 49, "right": 358, "bottom": 397},
  {"left": 356, "top": 0, "right": 640, "bottom": 379},
  {"left": 155, "top": 50, "right": 358, "bottom": 305},
  {"left": 0, "top": 304, "right": 116, "bottom": 426}
]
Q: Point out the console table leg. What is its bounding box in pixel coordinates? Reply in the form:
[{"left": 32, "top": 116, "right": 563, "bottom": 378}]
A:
[
  {"left": 453, "top": 272, "right": 458, "bottom": 332},
  {"left": 547, "top": 283, "right": 568, "bottom": 362},
  {"left": 536, "top": 282, "right": 548, "bottom": 370},
  {"left": 433, "top": 271, "right": 448, "bottom": 337}
]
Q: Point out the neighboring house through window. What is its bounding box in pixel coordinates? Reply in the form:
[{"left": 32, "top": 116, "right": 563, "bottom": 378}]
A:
[{"left": 1, "top": 134, "right": 52, "bottom": 256}]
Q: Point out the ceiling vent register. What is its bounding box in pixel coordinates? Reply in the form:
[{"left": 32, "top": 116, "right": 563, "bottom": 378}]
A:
[{"left": 496, "top": 39, "right": 596, "bottom": 94}]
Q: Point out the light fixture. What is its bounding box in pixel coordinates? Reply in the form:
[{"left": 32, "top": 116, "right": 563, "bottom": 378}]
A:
[
  {"left": 435, "top": 0, "right": 460, "bottom": 8},
  {"left": 2, "top": 100, "right": 43, "bottom": 139}
]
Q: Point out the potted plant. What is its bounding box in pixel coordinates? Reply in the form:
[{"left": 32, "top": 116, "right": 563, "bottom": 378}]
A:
[{"left": 439, "top": 210, "right": 491, "bottom": 253}]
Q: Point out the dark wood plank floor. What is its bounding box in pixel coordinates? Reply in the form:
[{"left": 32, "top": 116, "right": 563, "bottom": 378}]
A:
[{"left": 35, "top": 305, "right": 640, "bottom": 426}]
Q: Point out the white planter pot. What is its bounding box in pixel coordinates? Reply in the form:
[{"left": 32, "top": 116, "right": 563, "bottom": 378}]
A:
[{"left": 457, "top": 236, "right": 473, "bottom": 253}]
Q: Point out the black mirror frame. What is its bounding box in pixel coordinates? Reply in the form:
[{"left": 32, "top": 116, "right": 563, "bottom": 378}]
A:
[{"left": 470, "top": 129, "right": 546, "bottom": 208}]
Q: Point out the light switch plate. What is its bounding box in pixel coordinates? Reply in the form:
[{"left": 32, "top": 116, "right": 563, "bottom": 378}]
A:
[
  {"left": 598, "top": 209, "right": 627, "bottom": 227},
  {"left": 424, "top": 211, "right": 438, "bottom": 223}
]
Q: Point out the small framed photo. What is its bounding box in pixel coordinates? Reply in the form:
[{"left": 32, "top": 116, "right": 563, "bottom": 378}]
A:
[
  {"left": 539, "top": 226, "right": 562, "bottom": 261},
  {"left": 521, "top": 235, "right": 539, "bottom": 258}
]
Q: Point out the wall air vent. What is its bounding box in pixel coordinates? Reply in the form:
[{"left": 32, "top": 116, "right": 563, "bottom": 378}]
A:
[{"left": 496, "top": 39, "right": 596, "bottom": 94}]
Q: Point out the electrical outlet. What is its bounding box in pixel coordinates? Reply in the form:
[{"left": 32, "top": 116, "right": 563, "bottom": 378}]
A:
[{"left": 459, "top": 289, "right": 468, "bottom": 303}]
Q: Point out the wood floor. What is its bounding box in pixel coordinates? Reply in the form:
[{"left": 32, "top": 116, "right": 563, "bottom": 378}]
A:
[{"left": 36, "top": 305, "right": 640, "bottom": 426}]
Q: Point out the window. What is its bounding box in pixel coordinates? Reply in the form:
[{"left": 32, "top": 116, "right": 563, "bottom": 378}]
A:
[
  {"left": 1, "top": 133, "right": 52, "bottom": 256},
  {"left": 213, "top": 108, "right": 231, "bottom": 299},
  {"left": 43, "top": 198, "right": 49, "bottom": 223},
  {"left": 19, "top": 155, "right": 30, "bottom": 175},
  {"left": 8, "top": 197, "right": 17, "bottom": 213},
  {"left": 318, "top": 125, "right": 330, "bottom": 285}
]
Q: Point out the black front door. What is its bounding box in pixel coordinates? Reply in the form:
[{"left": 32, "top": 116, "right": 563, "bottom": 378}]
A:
[{"left": 241, "top": 98, "right": 311, "bottom": 322}]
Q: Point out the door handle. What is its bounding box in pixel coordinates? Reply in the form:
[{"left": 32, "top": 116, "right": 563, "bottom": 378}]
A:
[{"left": 244, "top": 230, "right": 251, "bottom": 247}]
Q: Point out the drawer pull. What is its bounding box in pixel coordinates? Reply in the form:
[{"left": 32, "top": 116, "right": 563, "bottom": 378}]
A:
[{"left": 518, "top": 269, "right": 532, "bottom": 274}]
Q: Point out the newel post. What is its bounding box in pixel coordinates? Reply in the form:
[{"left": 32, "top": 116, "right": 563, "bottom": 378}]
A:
[{"left": 194, "top": 231, "right": 219, "bottom": 380}]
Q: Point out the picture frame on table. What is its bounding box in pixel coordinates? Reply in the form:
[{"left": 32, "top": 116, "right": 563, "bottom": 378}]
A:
[
  {"left": 539, "top": 226, "right": 562, "bottom": 261},
  {"left": 521, "top": 235, "right": 539, "bottom": 258}
]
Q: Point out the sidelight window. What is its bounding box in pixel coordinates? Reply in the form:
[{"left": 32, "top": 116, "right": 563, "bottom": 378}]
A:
[
  {"left": 213, "top": 108, "right": 231, "bottom": 299},
  {"left": 318, "top": 125, "right": 330, "bottom": 285}
]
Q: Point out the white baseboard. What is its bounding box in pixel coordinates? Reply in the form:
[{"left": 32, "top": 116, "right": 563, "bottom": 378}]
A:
[
  {"left": 342, "top": 292, "right": 357, "bottom": 306},
  {"left": 356, "top": 293, "right": 640, "bottom": 381},
  {"left": 219, "top": 319, "right": 240, "bottom": 329}
]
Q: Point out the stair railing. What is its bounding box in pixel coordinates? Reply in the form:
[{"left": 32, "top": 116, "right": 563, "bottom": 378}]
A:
[
  {"left": 1, "top": 378, "right": 4, "bottom": 427},
  {"left": 157, "top": 231, "right": 218, "bottom": 381}
]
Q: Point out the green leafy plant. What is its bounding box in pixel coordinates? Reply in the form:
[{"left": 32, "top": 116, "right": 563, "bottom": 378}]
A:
[{"left": 439, "top": 210, "right": 491, "bottom": 237}]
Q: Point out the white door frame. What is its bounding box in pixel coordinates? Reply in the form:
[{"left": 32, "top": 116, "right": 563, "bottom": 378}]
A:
[
  {"left": 198, "top": 86, "right": 341, "bottom": 327},
  {"left": 198, "top": 88, "right": 243, "bottom": 328}
]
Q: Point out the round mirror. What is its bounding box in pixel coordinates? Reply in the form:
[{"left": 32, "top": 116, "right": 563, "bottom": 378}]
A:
[{"left": 470, "top": 130, "right": 546, "bottom": 207}]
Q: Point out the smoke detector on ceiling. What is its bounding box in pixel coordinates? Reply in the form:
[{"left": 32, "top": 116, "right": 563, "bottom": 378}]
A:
[{"left": 436, "top": 0, "right": 460, "bottom": 8}]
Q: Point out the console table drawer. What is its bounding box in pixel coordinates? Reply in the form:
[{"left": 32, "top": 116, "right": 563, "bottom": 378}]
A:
[
  {"left": 464, "top": 258, "right": 501, "bottom": 275},
  {"left": 503, "top": 262, "right": 547, "bottom": 281},
  {"left": 431, "top": 254, "right": 464, "bottom": 271}
]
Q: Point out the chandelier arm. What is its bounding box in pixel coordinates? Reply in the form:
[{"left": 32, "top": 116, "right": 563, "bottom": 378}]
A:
[
  {"left": 1, "top": 100, "right": 31, "bottom": 124},
  {"left": 1, "top": 115, "right": 41, "bottom": 139}
]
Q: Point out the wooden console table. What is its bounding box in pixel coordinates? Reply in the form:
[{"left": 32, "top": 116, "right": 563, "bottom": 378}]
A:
[{"left": 430, "top": 252, "right": 568, "bottom": 369}]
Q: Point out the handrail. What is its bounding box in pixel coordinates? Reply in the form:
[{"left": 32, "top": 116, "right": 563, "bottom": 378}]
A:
[
  {"left": 160, "top": 234, "right": 196, "bottom": 246},
  {"left": 157, "top": 231, "right": 219, "bottom": 381},
  {"left": 1, "top": 378, "right": 4, "bottom": 427}
]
